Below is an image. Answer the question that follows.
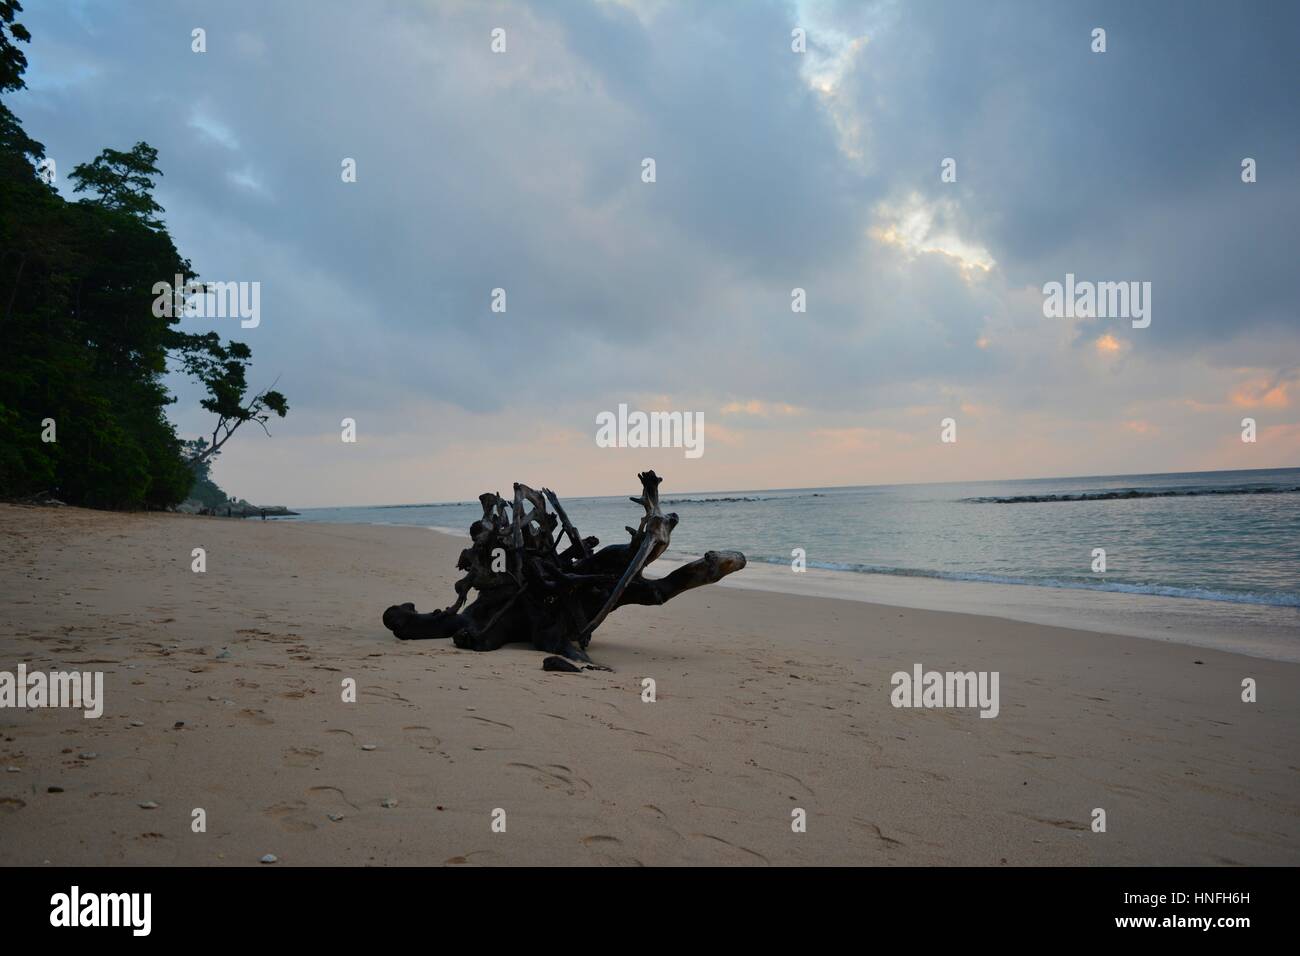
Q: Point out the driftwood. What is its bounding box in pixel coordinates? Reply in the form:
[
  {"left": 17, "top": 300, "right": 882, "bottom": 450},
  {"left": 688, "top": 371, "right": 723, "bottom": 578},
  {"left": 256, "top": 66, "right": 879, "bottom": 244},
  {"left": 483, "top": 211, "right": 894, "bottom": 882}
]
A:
[{"left": 381, "top": 471, "right": 745, "bottom": 667}]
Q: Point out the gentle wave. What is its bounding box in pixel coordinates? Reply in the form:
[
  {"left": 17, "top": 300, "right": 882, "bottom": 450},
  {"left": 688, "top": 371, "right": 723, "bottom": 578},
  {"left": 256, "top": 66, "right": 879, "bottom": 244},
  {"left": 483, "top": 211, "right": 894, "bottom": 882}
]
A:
[
  {"left": 966, "top": 484, "right": 1300, "bottom": 504},
  {"left": 424, "top": 525, "right": 466, "bottom": 537},
  {"left": 373, "top": 501, "right": 474, "bottom": 510},
  {"left": 750, "top": 556, "right": 1300, "bottom": 607},
  {"left": 661, "top": 493, "right": 825, "bottom": 505}
]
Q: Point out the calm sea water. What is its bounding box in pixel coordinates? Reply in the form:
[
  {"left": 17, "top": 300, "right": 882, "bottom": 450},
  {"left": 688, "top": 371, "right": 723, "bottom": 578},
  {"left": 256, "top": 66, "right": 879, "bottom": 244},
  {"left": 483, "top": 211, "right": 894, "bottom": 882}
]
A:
[{"left": 291, "top": 468, "right": 1300, "bottom": 609}]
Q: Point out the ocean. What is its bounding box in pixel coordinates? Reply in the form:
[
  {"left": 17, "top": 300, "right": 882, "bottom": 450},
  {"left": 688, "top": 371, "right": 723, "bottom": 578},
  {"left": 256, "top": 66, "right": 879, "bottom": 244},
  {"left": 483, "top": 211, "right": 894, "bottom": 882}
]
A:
[
  {"left": 289, "top": 467, "right": 1300, "bottom": 658},
  {"left": 292, "top": 468, "right": 1299, "bottom": 605}
]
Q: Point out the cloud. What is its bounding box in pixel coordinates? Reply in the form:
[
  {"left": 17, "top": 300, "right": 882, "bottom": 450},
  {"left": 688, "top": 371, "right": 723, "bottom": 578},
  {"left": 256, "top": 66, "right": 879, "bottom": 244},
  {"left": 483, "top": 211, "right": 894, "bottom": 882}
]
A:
[
  {"left": 1230, "top": 372, "right": 1293, "bottom": 409},
  {"left": 10, "top": 0, "right": 1297, "bottom": 502},
  {"left": 721, "top": 400, "right": 804, "bottom": 418},
  {"left": 1095, "top": 334, "right": 1122, "bottom": 355}
]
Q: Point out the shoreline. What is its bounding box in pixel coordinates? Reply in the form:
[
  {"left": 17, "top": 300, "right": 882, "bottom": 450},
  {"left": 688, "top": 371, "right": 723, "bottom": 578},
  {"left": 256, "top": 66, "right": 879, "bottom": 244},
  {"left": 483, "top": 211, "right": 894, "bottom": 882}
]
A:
[
  {"left": 2, "top": 504, "right": 1297, "bottom": 866},
  {"left": 658, "top": 552, "right": 1300, "bottom": 665},
  {"left": 419, "top": 525, "right": 1300, "bottom": 664}
]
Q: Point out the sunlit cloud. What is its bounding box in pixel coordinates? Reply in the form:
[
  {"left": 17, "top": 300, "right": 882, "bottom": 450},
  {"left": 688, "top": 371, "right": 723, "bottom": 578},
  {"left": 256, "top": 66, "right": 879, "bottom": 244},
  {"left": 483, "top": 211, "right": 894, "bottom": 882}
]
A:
[
  {"left": 1095, "top": 334, "right": 1122, "bottom": 355},
  {"left": 1230, "top": 374, "right": 1291, "bottom": 409},
  {"left": 721, "top": 400, "right": 804, "bottom": 418},
  {"left": 870, "top": 193, "right": 996, "bottom": 277},
  {"left": 1124, "top": 420, "right": 1158, "bottom": 435}
]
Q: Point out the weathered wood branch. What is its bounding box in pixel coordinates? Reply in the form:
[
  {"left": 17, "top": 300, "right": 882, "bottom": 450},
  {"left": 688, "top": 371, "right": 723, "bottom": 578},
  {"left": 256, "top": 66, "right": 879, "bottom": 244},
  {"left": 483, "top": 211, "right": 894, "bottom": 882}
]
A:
[{"left": 381, "top": 471, "right": 745, "bottom": 667}]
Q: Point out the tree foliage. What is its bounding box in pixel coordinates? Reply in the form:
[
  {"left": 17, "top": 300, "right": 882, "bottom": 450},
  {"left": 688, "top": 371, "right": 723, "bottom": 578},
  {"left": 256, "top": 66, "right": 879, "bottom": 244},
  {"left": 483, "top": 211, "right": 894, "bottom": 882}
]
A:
[{"left": 0, "top": 4, "right": 288, "bottom": 508}]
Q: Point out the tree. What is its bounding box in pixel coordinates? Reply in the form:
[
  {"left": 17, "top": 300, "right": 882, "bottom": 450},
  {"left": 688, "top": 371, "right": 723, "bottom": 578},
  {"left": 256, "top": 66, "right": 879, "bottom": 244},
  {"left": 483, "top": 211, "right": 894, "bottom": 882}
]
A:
[
  {"left": 70, "top": 142, "right": 166, "bottom": 230},
  {"left": 0, "top": 1, "right": 42, "bottom": 161},
  {"left": 171, "top": 331, "right": 289, "bottom": 470},
  {"left": 181, "top": 437, "right": 232, "bottom": 509},
  {"left": 0, "top": 9, "right": 288, "bottom": 508}
]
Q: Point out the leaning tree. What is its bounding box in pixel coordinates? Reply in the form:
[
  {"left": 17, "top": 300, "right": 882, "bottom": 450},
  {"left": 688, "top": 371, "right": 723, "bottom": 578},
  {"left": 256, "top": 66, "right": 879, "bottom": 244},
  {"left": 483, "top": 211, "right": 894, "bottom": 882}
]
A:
[{"left": 381, "top": 471, "right": 745, "bottom": 669}]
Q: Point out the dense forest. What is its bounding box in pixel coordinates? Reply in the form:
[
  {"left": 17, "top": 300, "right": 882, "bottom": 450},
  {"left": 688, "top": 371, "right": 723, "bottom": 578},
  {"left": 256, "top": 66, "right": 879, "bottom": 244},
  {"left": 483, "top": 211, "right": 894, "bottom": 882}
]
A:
[{"left": 0, "top": 1, "right": 286, "bottom": 509}]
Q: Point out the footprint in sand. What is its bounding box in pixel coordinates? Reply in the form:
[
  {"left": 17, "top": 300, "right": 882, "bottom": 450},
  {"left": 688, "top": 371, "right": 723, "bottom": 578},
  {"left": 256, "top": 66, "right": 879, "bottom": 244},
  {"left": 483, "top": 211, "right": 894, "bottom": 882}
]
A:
[
  {"left": 238, "top": 709, "right": 274, "bottom": 726},
  {"left": 748, "top": 762, "right": 816, "bottom": 796},
  {"left": 307, "top": 785, "right": 359, "bottom": 813},
  {"left": 402, "top": 726, "right": 443, "bottom": 753},
  {"left": 635, "top": 804, "right": 684, "bottom": 841},
  {"left": 263, "top": 800, "right": 318, "bottom": 833},
  {"left": 579, "top": 834, "right": 643, "bottom": 865},
  {"left": 283, "top": 747, "right": 323, "bottom": 768},
  {"left": 464, "top": 715, "right": 513, "bottom": 731},
  {"left": 688, "top": 833, "right": 769, "bottom": 865},
  {"left": 851, "top": 818, "right": 905, "bottom": 847},
  {"left": 633, "top": 748, "right": 698, "bottom": 770},
  {"left": 506, "top": 762, "right": 592, "bottom": 796},
  {"left": 1024, "top": 815, "right": 1089, "bottom": 832},
  {"left": 443, "top": 850, "right": 495, "bottom": 866}
]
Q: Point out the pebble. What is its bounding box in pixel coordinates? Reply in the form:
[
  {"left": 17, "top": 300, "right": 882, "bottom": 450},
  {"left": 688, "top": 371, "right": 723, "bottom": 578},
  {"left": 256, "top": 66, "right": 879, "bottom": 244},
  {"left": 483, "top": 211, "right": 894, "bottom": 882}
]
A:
[
  {"left": 5, "top": 766, "right": 20, "bottom": 773},
  {"left": 260, "top": 854, "right": 278, "bottom": 864},
  {"left": 361, "top": 744, "right": 376, "bottom": 751},
  {"left": 173, "top": 721, "right": 185, "bottom": 729},
  {"left": 327, "top": 813, "right": 344, "bottom": 822},
  {"left": 79, "top": 753, "right": 97, "bottom": 760},
  {"left": 48, "top": 786, "right": 64, "bottom": 793},
  {"left": 216, "top": 650, "right": 232, "bottom": 660},
  {"left": 381, "top": 798, "right": 398, "bottom": 808},
  {"left": 138, "top": 801, "right": 159, "bottom": 810},
  {"left": 128, "top": 721, "right": 144, "bottom": 728}
]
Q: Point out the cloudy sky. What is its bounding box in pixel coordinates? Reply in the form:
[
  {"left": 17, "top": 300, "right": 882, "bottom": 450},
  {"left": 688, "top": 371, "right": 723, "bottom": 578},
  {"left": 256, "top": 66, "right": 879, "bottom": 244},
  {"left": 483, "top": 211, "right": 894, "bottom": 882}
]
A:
[{"left": 14, "top": 0, "right": 1299, "bottom": 506}]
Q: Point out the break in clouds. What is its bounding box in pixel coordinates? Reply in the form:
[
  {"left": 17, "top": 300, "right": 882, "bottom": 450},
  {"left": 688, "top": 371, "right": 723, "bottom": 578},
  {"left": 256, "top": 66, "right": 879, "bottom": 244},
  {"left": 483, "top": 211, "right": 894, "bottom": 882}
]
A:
[{"left": 13, "top": 0, "right": 1299, "bottom": 502}]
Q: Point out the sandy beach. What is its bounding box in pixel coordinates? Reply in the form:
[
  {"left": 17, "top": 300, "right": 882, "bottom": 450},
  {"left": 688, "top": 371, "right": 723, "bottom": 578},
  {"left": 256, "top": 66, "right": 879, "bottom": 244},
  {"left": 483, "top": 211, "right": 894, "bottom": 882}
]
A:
[{"left": 1, "top": 503, "right": 1297, "bottom": 866}]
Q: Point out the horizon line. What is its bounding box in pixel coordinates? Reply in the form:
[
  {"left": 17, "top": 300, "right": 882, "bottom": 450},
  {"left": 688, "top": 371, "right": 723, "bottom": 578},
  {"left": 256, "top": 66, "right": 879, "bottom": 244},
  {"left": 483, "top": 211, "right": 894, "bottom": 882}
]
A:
[{"left": 288, "top": 464, "right": 1300, "bottom": 512}]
